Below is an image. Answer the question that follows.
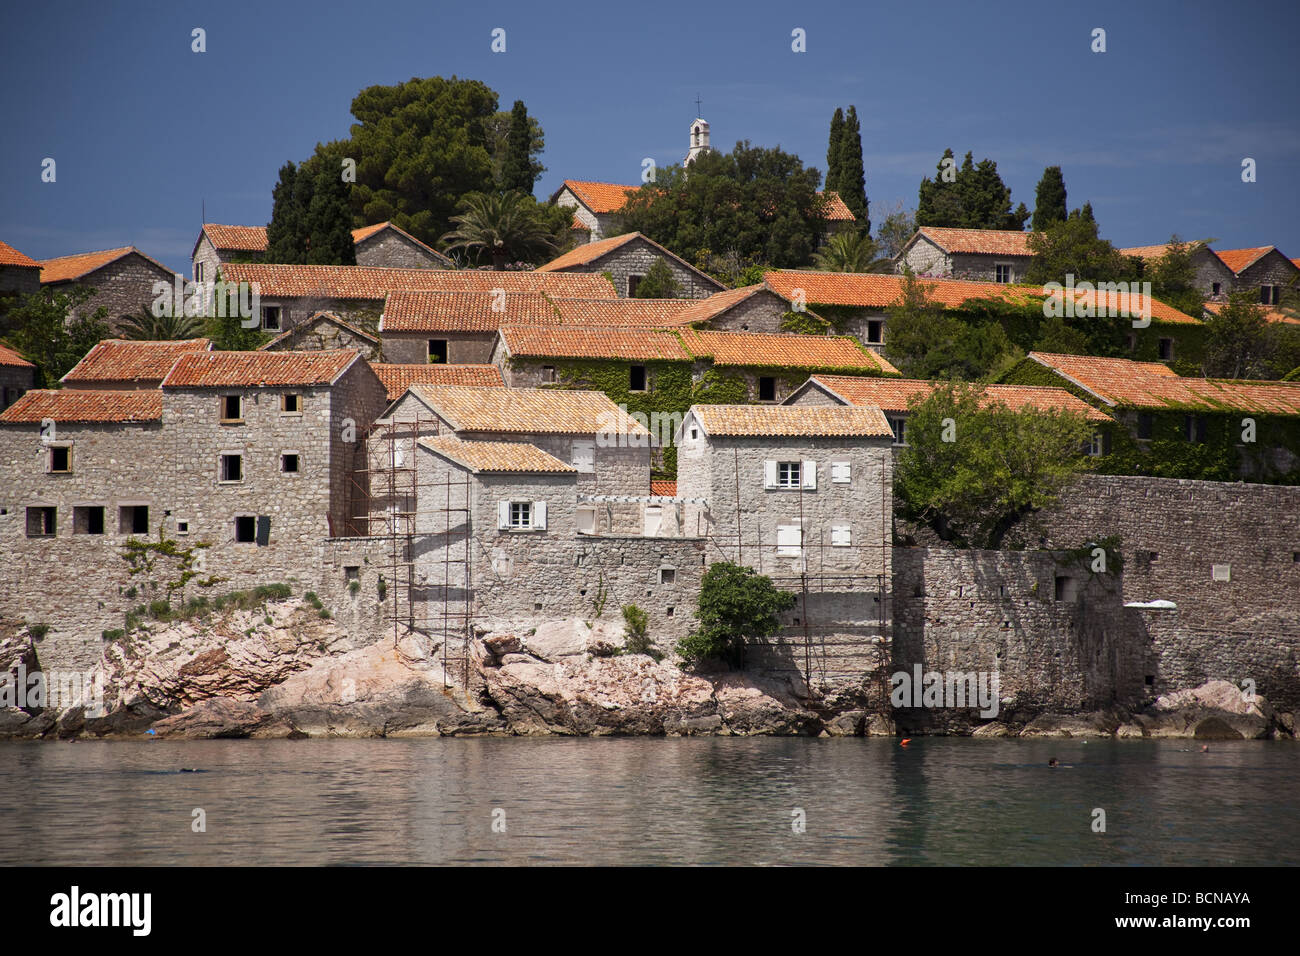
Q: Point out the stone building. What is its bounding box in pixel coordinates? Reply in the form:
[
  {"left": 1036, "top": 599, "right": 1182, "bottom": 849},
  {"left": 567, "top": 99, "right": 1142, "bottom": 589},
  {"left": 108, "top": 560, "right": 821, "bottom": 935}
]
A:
[
  {"left": 61, "top": 338, "right": 212, "bottom": 390},
  {"left": 37, "top": 247, "right": 181, "bottom": 332},
  {"left": 535, "top": 232, "right": 725, "bottom": 299},
  {"left": 1118, "top": 241, "right": 1235, "bottom": 299},
  {"left": 1214, "top": 246, "right": 1299, "bottom": 306},
  {"left": 0, "top": 343, "right": 36, "bottom": 409},
  {"left": 191, "top": 221, "right": 452, "bottom": 283},
  {"left": 0, "top": 239, "right": 42, "bottom": 297},
  {"left": 259, "top": 312, "right": 381, "bottom": 360},
  {"left": 218, "top": 263, "right": 614, "bottom": 338},
  {"left": 669, "top": 284, "right": 809, "bottom": 333},
  {"left": 370, "top": 363, "right": 503, "bottom": 401},
  {"left": 895, "top": 227, "right": 1035, "bottom": 283},
  {"left": 784, "top": 373, "right": 1111, "bottom": 450},
  {"left": 550, "top": 180, "right": 642, "bottom": 242}
]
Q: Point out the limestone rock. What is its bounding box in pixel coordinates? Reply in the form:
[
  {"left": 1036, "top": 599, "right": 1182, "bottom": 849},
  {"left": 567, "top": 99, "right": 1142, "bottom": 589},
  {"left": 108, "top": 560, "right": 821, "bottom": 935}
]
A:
[
  {"left": 864, "top": 714, "right": 895, "bottom": 737},
  {"left": 711, "top": 673, "right": 820, "bottom": 736},
  {"left": 1019, "top": 712, "right": 1117, "bottom": 738},
  {"left": 1116, "top": 722, "right": 1145, "bottom": 738},
  {"left": 1140, "top": 679, "right": 1277, "bottom": 739},
  {"left": 520, "top": 618, "right": 624, "bottom": 661},
  {"left": 972, "top": 722, "right": 1011, "bottom": 738},
  {"left": 825, "top": 710, "right": 866, "bottom": 737},
  {"left": 151, "top": 698, "right": 292, "bottom": 739}
]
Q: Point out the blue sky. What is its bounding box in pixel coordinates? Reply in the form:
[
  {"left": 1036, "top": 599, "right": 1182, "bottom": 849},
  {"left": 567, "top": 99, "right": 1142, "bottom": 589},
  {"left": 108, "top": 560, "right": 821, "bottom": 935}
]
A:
[{"left": 1, "top": 0, "right": 1297, "bottom": 274}]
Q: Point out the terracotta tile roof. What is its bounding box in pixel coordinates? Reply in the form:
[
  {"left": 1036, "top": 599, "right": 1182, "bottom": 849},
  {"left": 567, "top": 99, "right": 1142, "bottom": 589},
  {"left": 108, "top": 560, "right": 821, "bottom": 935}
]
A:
[
  {"left": 818, "top": 191, "right": 855, "bottom": 222},
  {"left": 1116, "top": 241, "right": 1214, "bottom": 261},
  {"left": 224, "top": 263, "right": 614, "bottom": 301},
  {"left": 404, "top": 384, "right": 650, "bottom": 437},
  {"left": 371, "top": 363, "right": 503, "bottom": 400},
  {"left": 0, "top": 389, "right": 162, "bottom": 424},
  {"left": 382, "top": 290, "right": 694, "bottom": 333},
  {"left": 1292, "top": 258, "right": 1300, "bottom": 270},
  {"left": 1028, "top": 352, "right": 1300, "bottom": 414},
  {"left": 677, "top": 328, "right": 897, "bottom": 373},
  {"left": 162, "top": 349, "right": 360, "bottom": 388},
  {"left": 39, "top": 246, "right": 175, "bottom": 284},
  {"left": 915, "top": 227, "right": 1034, "bottom": 257},
  {"left": 559, "top": 180, "right": 642, "bottom": 214},
  {"left": 550, "top": 297, "right": 699, "bottom": 327},
  {"left": 202, "top": 224, "right": 270, "bottom": 252},
  {"left": 0, "top": 343, "right": 34, "bottom": 368},
  {"left": 802, "top": 374, "right": 1110, "bottom": 422},
  {"left": 258, "top": 312, "right": 379, "bottom": 349},
  {"left": 1215, "top": 246, "right": 1277, "bottom": 275},
  {"left": 0, "top": 240, "right": 38, "bottom": 268},
  {"left": 418, "top": 436, "right": 575, "bottom": 474},
  {"left": 689, "top": 403, "right": 893, "bottom": 437},
  {"left": 498, "top": 326, "right": 693, "bottom": 361},
  {"left": 62, "top": 338, "right": 212, "bottom": 385},
  {"left": 349, "top": 221, "right": 454, "bottom": 266},
  {"left": 571, "top": 217, "right": 589, "bottom": 231},
  {"left": 1203, "top": 300, "right": 1300, "bottom": 326},
  {"left": 670, "top": 284, "right": 768, "bottom": 325},
  {"left": 536, "top": 232, "right": 641, "bottom": 270},
  {"left": 650, "top": 479, "right": 677, "bottom": 496},
  {"left": 762, "top": 270, "right": 1198, "bottom": 324}
]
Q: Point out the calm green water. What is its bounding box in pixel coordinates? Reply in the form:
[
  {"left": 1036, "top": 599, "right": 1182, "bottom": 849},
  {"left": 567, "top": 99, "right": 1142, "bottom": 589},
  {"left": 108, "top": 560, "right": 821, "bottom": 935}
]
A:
[{"left": 1, "top": 737, "right": 1295, "bottom": 865}]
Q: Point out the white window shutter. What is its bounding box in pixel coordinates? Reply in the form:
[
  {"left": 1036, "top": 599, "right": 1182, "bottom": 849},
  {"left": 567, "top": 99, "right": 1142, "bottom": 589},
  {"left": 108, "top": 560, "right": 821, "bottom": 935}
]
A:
[
  {"left": 498, "top": 501, "right": 510, "bottom": 529},
  {"left": 764, "top": 460, "right": 778, "bottom": 489},
  {"left": 832, "top": 461, "right": 850, "bottom": 483},
  {"left": 802, "top": 460, "right": 817, "bottom": 489},
  {"left": 533, "top": 501, "right": 547, "bottom": 529},
  {"left": 832, "top": 524, "right": 851, "bottom": 547}
]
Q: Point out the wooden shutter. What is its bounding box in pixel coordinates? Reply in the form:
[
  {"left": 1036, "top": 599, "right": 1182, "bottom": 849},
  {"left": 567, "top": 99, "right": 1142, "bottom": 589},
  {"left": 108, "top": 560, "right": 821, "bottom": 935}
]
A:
[
  {"left": 831, "top": 461, "right": 850, "bottom": 483},
  {"left": 764, "top": 460, "right": 778, "bottom": 489},
  {"left": 498, "top": 501, "right": 511, "bottom": 529},
  {"left": 832, "top": 524, "right": 851, "bottom": 547},
  {"left": 533, "top": 501, "right": 547, "bottom": 530},
  {"left": 802, "top": 460, "right": 817, "bottom": 489},
  {"left": 255, "top": 515, "right": 271, "bottom": 547}
]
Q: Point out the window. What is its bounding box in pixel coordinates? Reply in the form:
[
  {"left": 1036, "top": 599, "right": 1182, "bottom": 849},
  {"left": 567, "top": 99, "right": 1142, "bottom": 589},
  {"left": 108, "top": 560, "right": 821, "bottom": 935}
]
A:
[
  {"left": 1136, "top": 412, "right": 1154, "bottom": 440},
  {"left": 261, "top": 305, "right": 281, "bottom": 331},
  {"left": 1261, "top": 285, "right": 1280, "bottom": 306},
  {"left": 629, "top": 365, "right": 647, "bottom": 392},
  {"left": 1054, "top": 576, "right": 1079, "bottom": 602},
  {"left": 195, "top": 261, "right": 205, "bottom": 283},
  {"left": 344, "top": 566, "right": 360, "bottom": 581},
  {"left": 866, "top": 319, "right": 883, "bottom": 344},
  {"left": 26, "top": 506, "right": 56, "bottom": 537},
  {"left": 778, "top": 461, "right": 801, "bottom": 488},
  {"left": 994, "top": 263, "right": 1013, "bottom": 283},
  {"left": 1158, "top": 338, "right": 1173, "bottom": 360},
  {"left": 571, "top": 440, "right": 595, "bottom": 474},
  {"left": 220, "top": 454, "right": 243, "bottom": 482},
  {"left": 765, "top": 460, "right": 816, "bottom": 489},
  {"left": 689, "top": 427, "right": 699, "bottom": 440},
  {"left": 758, "top": 377, "right": 776, "bottom": 402},
  {"left": 1126, "top": 333, "right": 1137, "bottom": 352},
  {"left": 541, "top": 365, "right": 556, "bottom": 384},
  {"left": 281, "top": 453, "right": 300, "bottom": 474},
  {"left": 831, "top": 524, "right": 851, "bottom": 547},
  {"left": 235, "top": 516, "right": 256, "bottom": 543},
  {"left": 119, "top": 505, "right": 149, "bottom": 535},
  {"left": 510, "top": 502, "right": 532, "bottom": 529},
  {"left": 73, "top": 506, "right": 104, "bottom": 534},
  {"left": 428, "top": 339, "right": 448, "bottom": 364},
  {"left": 1185, "top": 414, "right": 1206, "bottom": 444},
  {"left": 1211, "top": 282, "right": 1221, "bottom": 296},
  {"left": 888, "top": 415, "right": 907, "bottom": 446},
  {"left": 627, "top": 274, "right": 644, "bottom": 297},
  {"left": 776, "top": 523, "right": 802, "bottom": 557},
  {"left": 659, "top": 568, "right": 676, "bottom": 584},
  {"left": 830, "top": 461, "right": 851, "bottom": 483},
  {"left": 576, "top": 506, "right": 596, "bottom": 534},
  {"left": 281, "top": 393, "right": 301, "bottom": 414},
  {"left": 498, "top": 500, "right": 547, "bottom": 531},
  {"left": 220, "top": 395, "right": 242, "bottom": 422},
  {"left": 48, "top": 446, "right": 71, "bottom": 473},
  {"left": 176, "top": 519, "right": 189, "bottom": 535},
  {"left": 1087, "top": 433, "right": 1104, "bottom": 456}
]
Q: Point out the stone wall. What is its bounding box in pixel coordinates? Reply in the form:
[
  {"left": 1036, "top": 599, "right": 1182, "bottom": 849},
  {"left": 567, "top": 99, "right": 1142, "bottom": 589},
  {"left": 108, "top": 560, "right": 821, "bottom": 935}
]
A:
[
  {"left": 557, "top": 237, "right": 720, "bottom": 299},
  {"left": 0, "top": 264, "right": 41, "bottom": 296},
  {"left": 60, "top": 254, "right": 181, "bottom": 333},
  {"left": 265, "top": 317, "right": 381, "bottom": 360},
  {"left": 380, "top": 332, "right": 497, "bottom": 365},
  {"left": 702, "top": 289, "right": 791, "bottom": 333},
  {"left": 1234, "top": 250, "right": 1299, "bottom": 299},
  {"left": 355, "top": 232, "right": 448, "bottom": 270},
  {"left": 0, "top": 364, "right": 35, "bottom": 408},
  {"left": 192, "top": 234, "right": 222, "bottom": 283}
]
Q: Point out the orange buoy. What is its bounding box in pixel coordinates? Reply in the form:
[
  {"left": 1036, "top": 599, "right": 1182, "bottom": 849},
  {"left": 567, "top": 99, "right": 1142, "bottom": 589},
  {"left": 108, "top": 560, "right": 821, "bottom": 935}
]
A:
[{"left": 899, "top": 738, "right": 912, "bottom": 747}]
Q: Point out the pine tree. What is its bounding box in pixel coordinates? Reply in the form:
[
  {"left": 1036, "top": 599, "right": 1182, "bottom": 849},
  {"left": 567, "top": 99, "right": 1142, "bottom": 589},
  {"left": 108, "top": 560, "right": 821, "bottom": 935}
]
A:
[
  {"left": 826, "top": 108, "right": 845, "bottom": 196},
  {"left": 305, "top": 158, "right": 357, "bottom": 265},
  {"left": 265, "top": 162, "right": 305, "bottom": 264},
  {"left": 837, "top": 106, "right": 870, "bottom": 234},
  {"left": 1032, "top": 166, "right": 1067, "bottom": 231},
  {"left": 502, "top": 100, "right": 535, "bottom": 195}
]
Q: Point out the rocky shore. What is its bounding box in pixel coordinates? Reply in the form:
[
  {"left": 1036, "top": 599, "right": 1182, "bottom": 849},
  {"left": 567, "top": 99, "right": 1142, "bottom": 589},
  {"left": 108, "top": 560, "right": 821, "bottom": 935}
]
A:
[{"left": 1, "top": 600, "right": 1294, "bottom": 741}]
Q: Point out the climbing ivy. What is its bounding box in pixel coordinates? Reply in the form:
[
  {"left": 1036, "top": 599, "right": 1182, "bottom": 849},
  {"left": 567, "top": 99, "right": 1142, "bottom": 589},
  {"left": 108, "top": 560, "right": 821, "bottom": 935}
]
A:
[{"left": 778, "top": 310, "right": 830, "bottom": 335}]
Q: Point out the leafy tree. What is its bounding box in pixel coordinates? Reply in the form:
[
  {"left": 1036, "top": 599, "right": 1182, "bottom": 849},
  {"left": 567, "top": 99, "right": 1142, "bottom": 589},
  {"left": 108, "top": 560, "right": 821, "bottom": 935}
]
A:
[
  {"left": 1146, "top": 235, "right": 1205, "bottom": 318},
  {"left": 895, "top": 382, "right": 1095, "bottom": 548},
  {"left": 835, "top": 106, "right": 869, "bottom": 233},
  {"left": 117, "top": 305, "right": 206, "bottom": 341},
  {"left": 812, "top": 231, "right": 889, "bottom": 273},
  {"left": 826, "top": 108, "right": 844, "bottom": 196},
  {"left": 677, "top": 562, "right": 796, "bottom": 667},
  {"left": 1033, "top": 313, "right": 1091, "bottom": 355},
  {"left": 265, "top": 161, "right": 306, "bottom": 264},
  {"left": 1201, "top": 291, "right": 1274, "bottom": 378},
  {"left": 1031, "top": 166, "right": 1068, "bottom": 231},
  {"left": 621, "top": 604, "right": 655, "bottom": 656},
  {"left": 485, "top": 105, "right": 546, "bottom": 192},
  {"left": 874, "top": 202, "right": 916, "bottom": 260},
  {"left": 633, "top": 259, "right": 681, "bottom": 298},
  {"left": 265, "top": 154, "right": 357, "bottom": 266},
  {"left": 1, "top": 287, "right": 108, "bottom": 385},
  {"left": 1025, "top": 210, "right": 1137, "bottom": 287},
  {"left": 203, "top": 270, "right": 270, "bottom": 350},
  {"left": 883, "top": 271, "right": 1019, "bottom": 379},
  {"left": 121, "top": 523, "right": 222, "bottom": 610},
  {"left": 441, "top": 191, "right": 558, "bottom": 269},
  {"left": 502, "top": 100, "right": 538, "bottom": 194},
  {"left": 917, "top": 149, "right": 1027, "bottom": 230},
  {"left": 619, "top": 142, "right": 825, "bottom": 268}
]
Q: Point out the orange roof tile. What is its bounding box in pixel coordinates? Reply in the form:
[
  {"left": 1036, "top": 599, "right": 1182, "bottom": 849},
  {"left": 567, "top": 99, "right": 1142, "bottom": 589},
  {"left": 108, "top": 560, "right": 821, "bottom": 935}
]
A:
[
  {"left": 677, "top": 328, "right": 896, "bottom": 373},
  {"left": 39, "top": 246, "right": 175, "bottom": 284},
  {"left": 818, "top": 191, "right": 856, "bottom": 222},
  {"left": 0, "top": 240, "right": 38, "bottom": 269},
  {"left": 801, "top": 374, "right": 1110, "bottom": 422},
  {"left": 550, "top": 297, "right": 699, "bottom": 327},
  {"left": 162, "top": 349, "right": 360, "bottom": 388},
  {"left": 670, "top": 284, "right": 768, "bottom": 325},
  {"left": 0, "top": 343, "right": 34, "bottom": 368},
  {"left": 404, "top": 384, "right": 650, "bottom": 437},
  {"left": 1203, "top": 300, "right": 1300, "bottom": 326},
  {"left": 499, "top": 326, "right": 693, "bottom": 361},
  {"left": 650, "top": 479, "right": 677, "bottom": 496},
  {"left": 915, "top": 227, "right": 1034, "bottom": 257},
  {"left": 1214, "top": 246, "right": 1277, "bottom": 275},
  {"left": 559, "top": 180, "right": 642, "bottom": 214},
  {"left": 419, "top": 436, "right": 575, "bottom": 473},
  {"left": 536, "top": 232, "right": 641, "bottom": 270},
  {"left": 371, "top": 363, "right": 503, "bottom": 400},
  {"left": 1028, "top": 352, "right": 1300, "bottom": 414},
  {"left": 689, "top": 404, "right": 893, "bottom": 438},
  {"left": 62, "top": 338, "right": 212, "bottom": 385},
  {"left": 381, "top": 290, "right": 695, "bottom": 333},
  {"left": 202, "top": 224, "right": 269, "bottom": 252},
  {"left": 570, "top": 216, "right": 589, "bottom": 231},
  {"left": 0, "top": 389, "right": 162, "bottom": 424},
  {"left": 1116, "top": 242, "right": 1214, "bottom": 261},
  {"left": 349, "top": 221, "right": 454, "bottom": 266},
  {"left": 223, "top": 263, "right": 613, "bottom": 301}
]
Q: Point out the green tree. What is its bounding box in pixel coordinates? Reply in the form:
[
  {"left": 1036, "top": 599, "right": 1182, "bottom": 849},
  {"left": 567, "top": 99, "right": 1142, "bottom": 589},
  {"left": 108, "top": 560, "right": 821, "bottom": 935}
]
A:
[
  {"left": 203, "top": 270, "right": 270, "bottom": 350},
  {"left": 117, "top": 305, "right": 205, "bottom": 341},
  {"left": 1146, "top": 235, "right": 1205, "bottom": 318},
  {"left": 485, "top": 105, "right": 546, "bottom": 192},
  {"left": 1, "top": 287, "right": 108, "bottom": 385},
  {"left": 826, "top": 107, "right": 845, "bottom": 196},
  {"left": 502, "top": 100, "right": 538, "bottom": 194},
  {"left": 1201, "top": 291, "right": 1273, "bottom": 378},
  {"left": 812, "top": 231, "right": 889, "bottom": 273},
  {"left": 1025, "top": 210, "right": 1137, "bottom": 287},
  {"left": 266, "top": 153, "right": 357, "bottom": 266},
  {"left": 1033, "top": 313, "right": 1091, "bottom": 355},
  {"left": 441, "top": 191, "right": 558, "bottom": 269},
  {"left": 265, "top": 161, "right": 304, "bottom": 264},
  {"left": 875, "top": 202, "right": 916, "bottom": 260},
  {"left": 633, "top": 259, "right": 681, "bottom": 298},
  {"left": 917, "top": 149, "right": 1027, "bottom": 230},
  {"left": 1031, "top": 166, "right": 1068, "bottom": 231},
  {"left": 677, "top": 562, "right": 796, "bottom": 667},
  {"left": 883, "top": 271, "right": 1018, "bottom": 379},
  {"left": 895, "top": 382, "right": 1095, "bottom": 548},
  {"left": 836, "top": 106, "right": 869, "bottom": 233}
]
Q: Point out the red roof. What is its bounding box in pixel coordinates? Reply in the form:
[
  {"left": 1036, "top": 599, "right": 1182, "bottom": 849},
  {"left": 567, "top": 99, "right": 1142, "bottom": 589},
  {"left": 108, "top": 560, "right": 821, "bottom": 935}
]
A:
[
  {"left": 371, "top": 363, "right": 503, "bottom": 400},
  {"left": 818, "top": 191, "right": 856, "bottom": 222},
  {"left": 1203, "top": 300, "right": 1299, "bottom": 326},
  {"left": 201, "top": 224, "right": 269, "bottom": 252},
  {"left": 801, "top": 374, "right": 1110, "bottom": 421},
  {"left": 558, "top": 180, "right": 642, "bottom": 214},
  {"left": 498, "top": 326, "right": 693, "bottom": 361},
  {"left": 381, "top": 290, "right": 697, "bottom": 333},
  {"left": 914, "top": 227, "right": 1034, "bottom": 257},
  {"left": 678, "top": 328, "right": 897, "bottom": 373},
  {"left": 650, "top": 479, "right": 677, "bottom": 496},
  {"left": 0, "top": 343, "right": 34, "bottom": 368},
  {"left": 162, "top": 350, "right": 361, "bottom": 388},
  {"left": 1214, "top": 246, "right": 1277, "bottom": 275},
  {"left": 39, "top": 246, "right": 175, "bottom": 284},
  {"left": 223, "top": 262, "right": 613, "bottom": 300},
  {"left": 0, "top": 240, "right": 38, "bottom": 269},
  {"left": 536, "top": 232, "right": 641, "bottom": 270},
  {"left": 0, "top": 389, "right": 162, "bottom": 424},
  {"left": 62, "top": 338, "right": 212, "bottom": 385}
]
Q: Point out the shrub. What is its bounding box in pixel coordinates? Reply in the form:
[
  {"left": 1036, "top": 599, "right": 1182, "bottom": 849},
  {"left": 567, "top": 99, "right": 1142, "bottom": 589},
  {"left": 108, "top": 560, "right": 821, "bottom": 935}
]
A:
[
  {"left": 303, "top": 591, "right": 323, "bottom": 610},
  {"left": 377, "top": 576, "right": 387, "bottom": 601},
  {"left": 27, "top": 623, "right": 50, "bottom": 640},
  {"left": 102, "top": 629, "right": 125, "bottom": 642},
  {"left": 677, "top": 562, "right": 795, "bottom": 667},
  {"left": 348, "top": 580, "right": 361, "bottom": 596},
  {"left": 622, "top": 604, "right": 652, "bottom": 655}
]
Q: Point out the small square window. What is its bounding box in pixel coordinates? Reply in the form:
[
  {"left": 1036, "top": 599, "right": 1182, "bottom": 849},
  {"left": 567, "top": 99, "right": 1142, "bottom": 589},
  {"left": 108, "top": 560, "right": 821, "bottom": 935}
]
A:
[
  {"left": 282, "top": 394, "right": 301, "bottom": 414},
  {"left": 261, "top": 305, "right": 282, "bottom": 331},
  {"left": 690, "top": 427, "right": 699, "bottom": 440},
  {"left": 220, "top": 454, "right": 243, "bottom": 482},
  {"left": 510, "top": 502, "right": 532, "bottom": 529},
  {"left": 344, "top": 566, "right": 360, "bottom": 581},
  {"left": 830, "top": 461, "right": 851, "bottom": 483},
  {"left": 221, "top": 395, "right": 242, "bottom": 422},
  {"left": 542, "top": 365, "right": 556, "bottom": 384},
  {"left": 74, "top": 505, "right": 105, "bottom": 535},
  {"left": 48, "top": 446, "right": 71, "bottom": 473},
  {"left": 866, "top": 319, "right": 883, "bottom": 344},
  {"left": 629, "top": 365, "right": 647, "bottom": 392},
  {"left": 628, "top": 274, "right": 644, "bottom": 297},
  {"left": 119, "top": 505, "right": 149, "bottom": 535},
  {"left": 176, "top": 519, "right": 189, "bottom": 535},
  {"left": 1136, "top": 412, "right": 1154, "bottom": 440},
  {"left": 659, "top": 568, "right": 676, "bottom": 584},
  {"left": 1158, "top": 338, "right": 1173, "bottom": 361},
  {"left": 778, "top": 462, "right": 801, "bottom": 488},
  {"left": 281, "top": 453, "right": 300, "bottom": 474},
  {"left": 1054, "top": 576, "right": 1078, "bottom": 602},
  {"left": 758, "top": 377, "right": 776, "bottom": 402},
  {"left": 26, "top": 506, "right": 56, "bottom": 537},
  {"left": 995, "top": 263, "right": 1012, "bottom": 283},
  {"left": 235, "top": 516, "right": 256, "bottom": 543},
  {"left": 888, "top": 416, "right": 907, "bottom": 446},
  {"left": 666, "top": 606, "right": 675, "bottom": 617},
  {"left": 1211, "top": 282, "right": 1221, "bottom": 296},
  {"left": 428, "top": 339, "right": 448, "bottom": 364}
]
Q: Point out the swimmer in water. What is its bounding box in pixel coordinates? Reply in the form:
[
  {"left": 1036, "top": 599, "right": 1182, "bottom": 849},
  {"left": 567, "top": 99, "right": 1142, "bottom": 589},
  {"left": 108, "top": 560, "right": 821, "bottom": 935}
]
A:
[{"left": 1048, "top": 757, "right": 1059, "bottom": 768}]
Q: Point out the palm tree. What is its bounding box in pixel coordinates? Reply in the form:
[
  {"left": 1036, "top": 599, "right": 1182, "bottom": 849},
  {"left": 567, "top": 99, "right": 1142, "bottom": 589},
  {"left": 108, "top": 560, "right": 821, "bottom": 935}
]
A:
[
  {"left": 116, "top": 306, "right": 206, "bottom": 340},
  {"left": 812, "top": 231, "right": 893, "bottom": 273},
  {"left": 441, "top": 191, "right": 558, "bottom": 269}
]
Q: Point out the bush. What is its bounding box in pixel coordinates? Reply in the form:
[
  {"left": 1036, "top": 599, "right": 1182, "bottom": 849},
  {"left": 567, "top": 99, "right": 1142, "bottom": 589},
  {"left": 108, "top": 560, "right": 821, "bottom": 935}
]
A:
[
  {"left": 303, "top": 591, "right": 323, "bottom": 610},
  {"left": 676, "top": 562, "right": 795, "bottom": 667},
  {"left": 348, "top": 580, "right": 361, "bottom": 596},
  {"left": 102, "top": 629, "right": 125, "bottom": 642},
  {"left": 622, "top": 604, "right": 651, "bottom": 655},
  {"left": 27, "top": 623, "right": 50, "bottom": 640}
]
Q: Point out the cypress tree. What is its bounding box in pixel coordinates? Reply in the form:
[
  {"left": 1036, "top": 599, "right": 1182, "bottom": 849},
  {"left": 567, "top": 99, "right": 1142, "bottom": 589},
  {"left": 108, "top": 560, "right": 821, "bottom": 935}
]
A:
[
  {"left": 305, "top": 159, "right": 357, "bottom": 265},
  {"left": 838, "top": 106, "right": 870, "bottom": 234},
  {"left": 265, "top": 162, "right": 306, "bottom": 264},
  {"left": 826, "top": 107, "right": 845, "bottom": 196},
  {"left": 1031, "top": 166, "right": 1068, "bottom": 231},
  {"left": 503, "top": 100, "right": 535, "bottom": 195}
]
